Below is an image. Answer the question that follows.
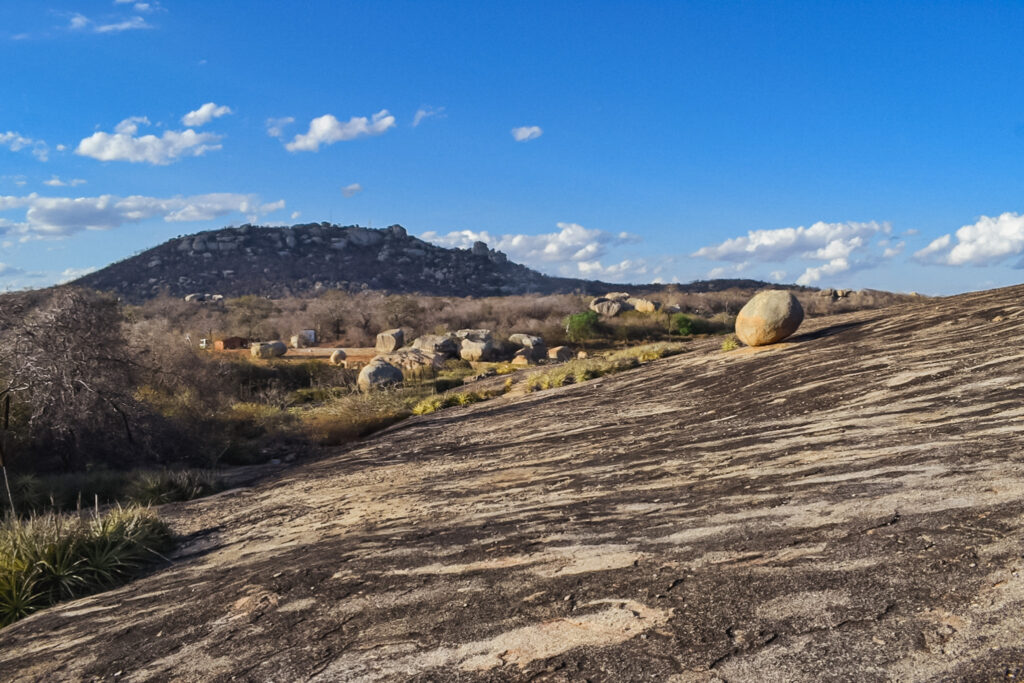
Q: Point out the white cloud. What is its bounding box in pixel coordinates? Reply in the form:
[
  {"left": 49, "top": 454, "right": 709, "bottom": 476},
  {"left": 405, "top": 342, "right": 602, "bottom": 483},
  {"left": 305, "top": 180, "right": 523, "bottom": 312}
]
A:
[
  {"left": 43, "top": 176, "right": 86, "bottom": 187},
  {"left": 693, "top": 220, "right": 893, "bottom": 286},
  {"left": 68, "top": 13, "right": 152, "bottom": 33},
  {"left": 422, "top": 222, "right": 640, "bottom": 268},
  {"left": 913, "top": 212, "right": 1024, "bottom": 267},
  {"left": 182, "top": 102, "right": 233, "bottom": 127},
  {"left": 0, "top": 192, "right": 284, "bottom": 239},
  {"left": 57, "top": 266, "right": 97, "bottom": 283},
  {"left": 0, "top": 263, "right": 25, "bottom": 277},
  {"left": 285, "top": 110, "right": 396, "bottom": 152},
  {"left": 341, "top": 183, "right": 363, "bottom": 198},
  {"left": 769, "top": 270, "right": 787, "bottom": 282},
  {"left": 290, "top": 211, "right": 301, "bottom": 220},
  {"left": 511, "top": 125, "right": 543, "bottom": 142},
  {"left": 412, "top": 106, "right": 445, "bottom": 127},
  {"left": 265, "top": 117, "right": 294, "bottom": 138},
  {"left": 75, "top": 117, "right": 222, "bottom": 164},
  {"left": 575, "top": 258, "right": 651, "bottom": 282},
  {"left": 0, "top": 131, "right": 49, "bottom": 161}
]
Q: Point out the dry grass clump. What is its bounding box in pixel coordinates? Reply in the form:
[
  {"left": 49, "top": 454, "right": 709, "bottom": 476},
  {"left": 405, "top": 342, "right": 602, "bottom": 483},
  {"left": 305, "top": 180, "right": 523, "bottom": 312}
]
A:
[
  {"left": 300, "top": 388, "right": 432, "bottom": 446},
  {"left": 0, "top": 506, "right": 174, "bottom": 627},
  {"left": 525, "top": 342, "right": 688, "bottom": 392},
  {"left": 411, "top": 388, "right": 504, "bottom": 415}
]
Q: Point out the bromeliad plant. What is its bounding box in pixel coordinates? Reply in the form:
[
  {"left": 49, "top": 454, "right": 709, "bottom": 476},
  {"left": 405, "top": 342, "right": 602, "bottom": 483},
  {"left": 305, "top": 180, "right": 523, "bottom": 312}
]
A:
[{"left": 0, "top": 506, "right": 173, "bottom": 627}]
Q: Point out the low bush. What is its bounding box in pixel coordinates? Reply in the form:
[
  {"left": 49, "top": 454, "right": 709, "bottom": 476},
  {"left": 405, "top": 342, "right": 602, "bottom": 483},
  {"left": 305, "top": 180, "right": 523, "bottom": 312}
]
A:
[
  {"left": 721, "top": 335, "right": 740, "bottom": 351},
  {"left": 2, "top": 469, "right": 224, "bottom": 515},
  {"left": 0, "top": 506, "right": 174, "bottom": 626},
  {"left": 564, "top": 311, "right": 603, "bottom": 343},
  {"left": 300, "top": 388, "right": 430, "bottom": 446}
]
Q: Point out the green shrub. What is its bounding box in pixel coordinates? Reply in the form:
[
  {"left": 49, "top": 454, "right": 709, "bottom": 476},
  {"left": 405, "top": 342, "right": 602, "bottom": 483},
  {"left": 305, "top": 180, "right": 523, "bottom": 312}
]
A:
[
  {"left": 669, "top": 313, "right": 715, "bottom": 336},
  {"left": 721, "top": 335, "right": 740, "bottom": 351},
  {"left": 0, "top": 506, "right": 174, "bottom": 627},
  {"left": 564, "top": 311, "right": 602, "bottom": 343}
]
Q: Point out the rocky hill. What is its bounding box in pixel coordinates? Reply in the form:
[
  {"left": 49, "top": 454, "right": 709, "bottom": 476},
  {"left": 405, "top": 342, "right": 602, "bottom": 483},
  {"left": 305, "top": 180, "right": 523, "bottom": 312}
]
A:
[
  {"left": 70, "top": 222, "right": 780, "bottom": 302},
  {"left": 9, "top": 285, "right": 1023, "bottom": 680}
]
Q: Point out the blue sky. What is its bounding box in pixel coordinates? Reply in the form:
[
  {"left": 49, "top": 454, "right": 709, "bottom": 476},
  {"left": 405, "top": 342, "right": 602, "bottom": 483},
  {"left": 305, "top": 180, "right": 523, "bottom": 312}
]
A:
[{"left": 3, "top": 1, "right": 1024, "bottom": 294}]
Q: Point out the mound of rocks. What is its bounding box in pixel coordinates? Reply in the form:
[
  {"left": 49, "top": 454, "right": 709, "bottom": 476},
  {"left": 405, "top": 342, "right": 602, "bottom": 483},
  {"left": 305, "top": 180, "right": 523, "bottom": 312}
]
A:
[{"left": 734, "top": 290, "right": 804, "bottom": 346}]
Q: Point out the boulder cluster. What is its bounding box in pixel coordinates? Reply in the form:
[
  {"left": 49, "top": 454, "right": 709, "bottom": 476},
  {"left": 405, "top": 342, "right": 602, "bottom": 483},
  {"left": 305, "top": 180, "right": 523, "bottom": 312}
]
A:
[
  {"left": 588, "top": 291, "right": 665, "bottom": 317},
  {"left": 357, "top": 328, "right": 574, "bottom": 391}
]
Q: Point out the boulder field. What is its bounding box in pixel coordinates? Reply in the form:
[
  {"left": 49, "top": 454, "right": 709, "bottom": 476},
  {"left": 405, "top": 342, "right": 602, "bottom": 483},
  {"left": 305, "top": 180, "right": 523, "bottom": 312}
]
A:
[{"left": 4, "top": 285, "right": 1024, "bottom": 681}]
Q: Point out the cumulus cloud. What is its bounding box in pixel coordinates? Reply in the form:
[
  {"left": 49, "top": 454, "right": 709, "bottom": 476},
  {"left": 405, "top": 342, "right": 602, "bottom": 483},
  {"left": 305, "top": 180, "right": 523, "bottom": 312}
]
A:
[
  {"left": 341, "top": 183, "right": 363, "bottom": 198},
  {"left": 421, "top": 222, "right": 640, "bottom": 268},
  {"left": 913, "top": 212, "right": 1024, "bottom": 267},
  {"left": 68, "top": 13, "right": 152, "bottom": 33},
  {"left": 75, "top": 116, "right": 221, "bottom": 164},
  {"left": 285, "top": 110, "right": 396, "bottom": 152},
  {"left": 0, "top": 131, "right": 49, "bottom": 161},
  {"left": 575, "top": 258, "right": 653, "bottom": 282},
  {"left": 265, "top": 117, "right": 295, "bottom": 139},
  {"left": 693, "top": 220, "right": 892, "bottom": 285},
  {"left": 182, "top": 102, "right": 232, "bottom": 127},
  {"left": 57, "top": 266, "right": 97, "bottom": 283},
  {"left": 412, "top": 106, "right": 445, "bottom": 127},
  {"left": 43, "top": 176, "right": 86, "bottom": 187},
  {"left": 0, "top": 192, "right": 284, "bottom": 239},
  {"left": 0, "top": 263, "right": 25, "bottom": 277},
  {"left": 511, "top": 126, "right": 543, "bottom": 142}
]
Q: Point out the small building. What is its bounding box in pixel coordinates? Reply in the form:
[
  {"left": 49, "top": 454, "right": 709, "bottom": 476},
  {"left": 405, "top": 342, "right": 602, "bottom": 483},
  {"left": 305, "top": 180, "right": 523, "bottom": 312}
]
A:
[
  {"left": 290, "top": 329, "right": 316, "bottom": 348},
  {"left": 215, "top": 336, "right": 248, "bottom": 351}
]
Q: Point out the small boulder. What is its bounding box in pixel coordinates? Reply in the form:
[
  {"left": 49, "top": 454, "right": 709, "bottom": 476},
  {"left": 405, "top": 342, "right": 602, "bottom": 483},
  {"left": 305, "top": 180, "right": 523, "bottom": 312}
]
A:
[
  {"left": 511, "top": 349, "right": 535, "bottom": 366},
  {"left": 577, "top": 350, "right": 589, "bottom": 359},
  {"left": 329, "top": 349, "right": 347, "bottom": 365},
  {"left": 548, "top": 346, "right": 574, "bottom": 361},
  {"left": 605, "top": 292, "right": 631, "bottom": 301},
  {"left": 460, "top": 338, "right": 495, "bottom": 362},
  {"left": 357, "top": 360, "right": 404, "bottom": 392},
  {"left": 376, "top": 328, "right": 405, "bottom": 353},
  {"left": 590, "top": 297, "right": 623, "bottom": 317},
  {"left": 251, "top": 341, "right": 287, "bottom": 358},
  {"left": 412, "top": 334, "right": 459, "bottom": 358},
  {"left": 734, "top": 291, "right": 804, "bottom": 346}
]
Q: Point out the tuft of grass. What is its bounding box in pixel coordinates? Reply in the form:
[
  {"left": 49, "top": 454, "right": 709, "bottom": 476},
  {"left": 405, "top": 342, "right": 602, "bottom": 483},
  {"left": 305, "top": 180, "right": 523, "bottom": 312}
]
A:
[
  {"left": 300, "top": 387, "right": 430, "bottom": 446},
  {"left": 0, "top": 506, "right": 174, "bottom": 627},
  {"left": 525, "top": 342, "right": 688, "bottom": 393},
  {"left": 411, "top": 389, "right": 496, "bottom": 415},
  {"left": 721, "top": 335, "right": 740, "bottom": 351},
  {"left": 125, "top": 470, "right": 223, "bottom": 506}
]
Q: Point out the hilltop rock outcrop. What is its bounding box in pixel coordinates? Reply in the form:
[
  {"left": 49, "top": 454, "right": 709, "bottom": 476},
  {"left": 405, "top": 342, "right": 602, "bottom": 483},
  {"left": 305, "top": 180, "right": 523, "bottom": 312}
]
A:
[{"left": 375, "top": 328, "right": 404, "bottom": 353}]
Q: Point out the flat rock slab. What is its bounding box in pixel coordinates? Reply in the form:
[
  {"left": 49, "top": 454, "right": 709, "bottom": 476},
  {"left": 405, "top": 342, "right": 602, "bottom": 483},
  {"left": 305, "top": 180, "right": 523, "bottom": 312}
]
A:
[{"left": 5, "top": 286, "right": 1024, "bottom": 681}]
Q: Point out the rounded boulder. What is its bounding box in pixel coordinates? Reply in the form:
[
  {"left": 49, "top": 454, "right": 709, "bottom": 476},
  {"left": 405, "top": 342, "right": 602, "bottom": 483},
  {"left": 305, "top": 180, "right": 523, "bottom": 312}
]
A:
[
  {"left": 735, "top": 291, "right": 804, "bottom": 346},
  {"left": 357, "top": 360, "right": 404, "bottom": 392}
]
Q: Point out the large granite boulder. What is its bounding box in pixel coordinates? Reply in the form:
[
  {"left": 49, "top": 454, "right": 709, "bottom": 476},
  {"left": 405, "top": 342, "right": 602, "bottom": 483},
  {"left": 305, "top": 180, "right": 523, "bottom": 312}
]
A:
[
  {"left": 376, "top": 328, "right": 405, "bottom": 353},
  {"left": 357, "top": 359, "right": 404, "bottom": 392},
  {"left": 374, "top": 349, "right": 445, "bottom": 371},
  {"left": 511, "top": 349, "right": 535, "bottom": 366},
  {"left": 456, "top": 329, "right": 493, "bottom": 343},
  {"left": 590, "top": 297, "right": 623, "bottom": 317},
  {"left": 627, "top": 297, "right": 658, "bottom": 313},
  {"left": 509, "top": 333, "right": 544, "bottom": 349},
  {"left": 250, "top": 341, "right": 287, "bottom": 358},
  {"left": 412, "top": 334, "right": 459, "bottom": 358},
  {"left": 734, "top": 291, "right": 804, "bottom": 346},
  {"left": 460, "top": 338, "right": 495, "bottom": 362}
]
